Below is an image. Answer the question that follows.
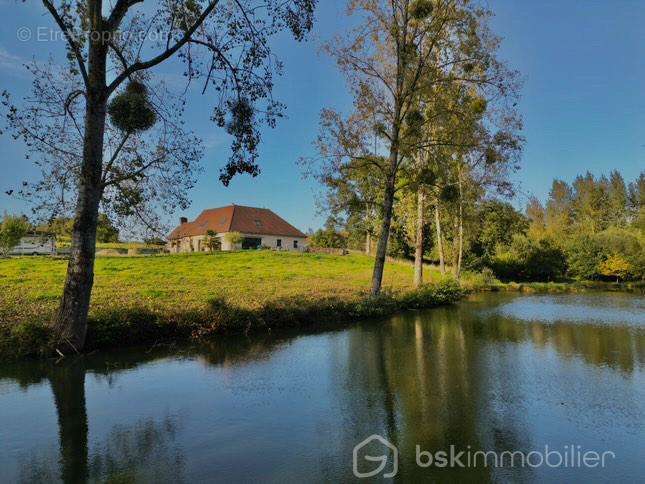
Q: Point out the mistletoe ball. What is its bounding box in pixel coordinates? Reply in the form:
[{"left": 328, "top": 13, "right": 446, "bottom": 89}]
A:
[{"left": 108, "top": 81, "right": 156, "bottom": 133}]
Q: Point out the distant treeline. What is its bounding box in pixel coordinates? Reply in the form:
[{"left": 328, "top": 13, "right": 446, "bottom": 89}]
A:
[{"left": 311, "top": 169, "right": 644, "bottom": 282}]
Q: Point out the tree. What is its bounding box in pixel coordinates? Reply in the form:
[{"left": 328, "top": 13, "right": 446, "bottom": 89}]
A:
[
  {"left": 302, "top": 155, "right": 383, "bottom": 255},
  {"left": 205, "top": 230, "right": 221, "bottom": 252},
  {"left": 470, "top": 200, "right": 527, "bottom": 267},
  {"left": 545, "top": 179, "right": 573, "bottom": 237},
  {"left": 3, "top": 0, "right": 316, "bottom": 351},
  {"left": 311, "top": 0, "right": 519, "bottom": 294},
  {"left": 96, "top": 213, "right": 119, "bottom": 243},
  {"left": 0, "top": 214, "right": 30, "bottom": 256},
  {"left": 225, "top": 231, "right": 243, "bottom": 247},
  {"left": 627, "top": 171, "right": 644, "bottom": 231},
  {"left": 571, "top": 172, "right": 610, "bottom": 234},
  {"left": 607, "top": 170, "right": 628, "bottom": 227},
  {"left": 564, "top": 234, "right": 606, "bottom": 280},
  {"left": 491, "top": 235, "right": 566, "bottom": 282},
  {"left": 599, "top": 254, "right": 632, "bottom": 282},
  {"left": 525, "top": 196, "right": 546, "bottom": 239},
  {"left": 309, "top": 220, "right": 348, "bottom": 249}
]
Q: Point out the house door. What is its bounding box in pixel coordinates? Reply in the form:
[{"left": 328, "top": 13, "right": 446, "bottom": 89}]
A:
[{"left": 242, "top": 237, "right": 262, "bottom": 250}]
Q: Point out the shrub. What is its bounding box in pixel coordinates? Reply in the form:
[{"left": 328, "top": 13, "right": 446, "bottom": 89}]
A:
[
  {"left": 523, "top": 238, "right": 567, "bottom": 281},
  {"left": 1, "top": 321, "right": 52, "bottom": 359},
  {"left": 563, "top": 228, "right": 643, "bottom": 281},
  {"left": 599, "top": 254, "right": 633, "bottom": 282},
  {"left": 564, "top": 235, "right": 607, "bottom": 280},
  {"left": 0, "top": 214, "right": 30, "bottom": 255},
  {"left": 309, "top": 227, "right": 347, "bottom": 249},
  {"left": 491, "top": 235, "right": 567, "bottom": 282},
  {"left": 225, "top": 231, "right": 243, "bottom": 246},
  {"left": 205, "top": 230, "right": 221, "bottom": 252}
]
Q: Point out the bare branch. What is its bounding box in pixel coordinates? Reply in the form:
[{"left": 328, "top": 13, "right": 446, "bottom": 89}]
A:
[{"left": 41, "top": 0, "right": 89, "bottom": 87}]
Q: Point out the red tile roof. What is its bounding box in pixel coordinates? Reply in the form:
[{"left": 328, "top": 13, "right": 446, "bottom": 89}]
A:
[{"left": 168, "top": 205, "right": 306, "bottom": 240}]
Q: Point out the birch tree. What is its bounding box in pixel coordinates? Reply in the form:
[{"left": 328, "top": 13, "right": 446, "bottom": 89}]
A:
[{"left": 313, "top": 0, "right": 519, "bottom": 294}]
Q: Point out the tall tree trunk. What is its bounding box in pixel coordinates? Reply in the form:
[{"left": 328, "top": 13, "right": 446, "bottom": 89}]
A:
[
  {"left": 434, "top": 202, "right": 445, "bottom": 274},
  {"left": 414, "top": 189, "right": 425, "bottom": 287},
  {"left": 365, "top": 231, "right": 371, "bottom": 255},
  {"left": 371, "top": 173, "right": 397, "bottom": 295},
  {"left": 456, "top": 172, "right": 464, "bottom": 278},
  {"left": 54, "top": 4, "right": 107, "bottom": 351},
  {"left": 370, "top": 90, "right": 402, "bottom": 295}
]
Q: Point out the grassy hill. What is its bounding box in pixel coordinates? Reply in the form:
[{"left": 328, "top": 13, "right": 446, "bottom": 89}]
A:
[{"left": 0, "top": 251, "right": 462, "bottom": 358}]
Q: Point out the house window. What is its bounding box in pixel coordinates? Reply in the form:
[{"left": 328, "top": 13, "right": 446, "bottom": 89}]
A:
[
  {"left": 254, "top": 219, "right": 263, "bottom": 229},
  {"left": 242, "top": 237, "right": 262, "bottom": 250},
  {"left": 293, "top": 240, "right": 298, "bottom": 249},
  {"left": 276, "top": 239, "right": 282, "bottom": 248}
]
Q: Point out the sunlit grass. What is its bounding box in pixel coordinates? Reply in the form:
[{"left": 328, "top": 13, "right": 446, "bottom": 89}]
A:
[{"left": 0, "top": 251, "right": 451, "bottom": 326}]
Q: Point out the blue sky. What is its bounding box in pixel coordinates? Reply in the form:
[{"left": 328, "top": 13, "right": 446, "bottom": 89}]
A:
[{"left": 0, "top": 0, "right": 644, "bottom": 234}]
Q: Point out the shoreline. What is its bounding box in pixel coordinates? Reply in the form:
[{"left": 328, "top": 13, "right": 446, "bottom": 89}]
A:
[
  {"left": 1, "top": 280, "right": 465, "bottom": 361},
  {"left": 2, "top": 278, "right": 642, "bottom": 362},
  {"left": 1, "top": 252, "right": 642, "bottom": 362}
]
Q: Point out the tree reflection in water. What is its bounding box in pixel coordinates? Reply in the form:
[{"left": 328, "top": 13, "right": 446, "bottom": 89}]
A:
[
  {"left": 0, "top": 293, "right": 642, "bottom": 482},
  {"left": 3, "top": 350, "right": 187, "bottom": 483}
]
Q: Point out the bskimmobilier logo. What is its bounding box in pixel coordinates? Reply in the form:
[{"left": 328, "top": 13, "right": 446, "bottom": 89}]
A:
[
  {"left": 353, "top": 434, "right": 398, "bottom": 478},
  {"left": 352, "top": 435, "right": 616, "bottom": 479}
]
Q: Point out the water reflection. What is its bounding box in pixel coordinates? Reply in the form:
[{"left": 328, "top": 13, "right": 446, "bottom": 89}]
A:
[
  {"left": 1, "top": 350, "right": 190, "bottom": 483},
  {"left": 0, "top": 293, "right": 642, "bottom": 482}
]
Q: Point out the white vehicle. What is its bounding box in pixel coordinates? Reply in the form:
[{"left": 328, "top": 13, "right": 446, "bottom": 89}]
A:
[{"left": 10, "top": 233, "right": 57, "bottom": 256}]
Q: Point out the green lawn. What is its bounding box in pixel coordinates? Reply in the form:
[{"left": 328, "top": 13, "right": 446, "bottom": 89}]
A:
[
  {"left": 0, "top": 251, "right": 446, "bottom": 327},
  {"left": 5, "top": 250, "right": 634, "bottom": 360}
]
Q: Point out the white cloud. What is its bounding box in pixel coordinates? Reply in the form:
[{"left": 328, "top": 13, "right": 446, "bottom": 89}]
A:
[{"left": 0, "top": 47, "right": 30, "bottom": 78}]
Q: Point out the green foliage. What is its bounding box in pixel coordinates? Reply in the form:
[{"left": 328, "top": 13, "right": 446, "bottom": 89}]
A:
[
  {"left": 524, "top": 170, "right": 645, "bottom": 282},
  {"left": 599, "top": 254, "right": 632, "bottom": 282},
  {"left": 47, "top": 217, "right": 74, "bottom": 237},
  {"left": 562, "top": 228, "right": 643, "bottom": 281},
  {"left": 96, "top": 213, "right": 119, "bottom": 243},
  {"left": 439, "top": 184, "right": 459, "bottom": 203},
  {"left": 108, "top": 81, "right": 156, "bottom": 133},
  {"left": 309, "top": 227, "right": 347, "bottom": 248},
  {"left": 0, "top": 252, "right": 464, "bottom": 359},
  {"left": 0, "top": 214, "right": 30, "bottom": 255},
  {"left": 410, "top": 0, "right": 434, "bottom": 19},
  {"left": 225, "top": 231, "right": 243, "bottom": 246},
  {"left": 0, "top": 321, "right": 51, "bottom": 359},
  {"left": 492, "top": 235, "right": 567, "bottom": 282},
  {"left": 205, "top": 230, "right": 221, "bottom": 252},
  {"left": 469, "top": 200, "right": 528, "bottom": 266},
  {"left": 564, "top": 234, "right": 606, "bottom": 280}
]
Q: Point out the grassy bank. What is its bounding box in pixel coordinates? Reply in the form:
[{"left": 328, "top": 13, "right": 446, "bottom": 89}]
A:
[{"left": 0, "top": 252, "right": 463, "bottom": 360}]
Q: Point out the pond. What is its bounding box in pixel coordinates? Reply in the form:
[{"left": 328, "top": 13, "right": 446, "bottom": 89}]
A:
[{"left": 0, "top": 293, "right": 643, "bottom": 482}]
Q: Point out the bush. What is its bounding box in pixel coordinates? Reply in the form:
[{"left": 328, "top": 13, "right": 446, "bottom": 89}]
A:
[
  {"left": 225, "top": 231, "right": 243, "bottom": 246},
  {"left": 599, "top": 254, "right": 633, "bottom": 282},
  {"left": 491, "top": 235, "right": 567, "bottom": 282},
  {"left": 564, "top": 235, "right": 607, "bottom": 280},
  {"left": 523, "top": 238, "right": 567, "bottom": 281},
  {"left": 0, "top": 321, "right": 52, "bottom": 359},
  {"left": 0, "top": 214, "right": 30, "bottom": 255},
  {"left": 309, "top": 227, "right": 347, "bottom": 249},
  {"left": 563, "top": 228, "right": 643, "bottom": 281}
]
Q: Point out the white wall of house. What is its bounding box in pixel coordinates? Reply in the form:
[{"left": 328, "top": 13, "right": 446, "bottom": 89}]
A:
[
  {"left": 168, "top": 233, "right": 307, "bottom": 253},
  {"left": 248, "top": 234, "right": 306, "bottom": 251}
]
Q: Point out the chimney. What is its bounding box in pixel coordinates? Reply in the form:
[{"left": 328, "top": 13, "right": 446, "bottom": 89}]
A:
[{"left": 180, "top": 217, "right": 188, "bottom": 225}]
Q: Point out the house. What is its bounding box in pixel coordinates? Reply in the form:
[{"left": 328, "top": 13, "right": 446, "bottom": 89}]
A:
[
  {"left": 167, "top": 205, "right": 308, "bottom": 253},
  {"left": 10, "top": 232, "right": 56, "bottom": 255}
]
